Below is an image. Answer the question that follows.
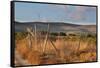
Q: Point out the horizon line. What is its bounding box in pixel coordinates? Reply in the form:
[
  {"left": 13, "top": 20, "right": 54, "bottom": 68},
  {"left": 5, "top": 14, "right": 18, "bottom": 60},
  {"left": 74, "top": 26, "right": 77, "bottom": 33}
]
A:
[{"left": 14, "top": 20, "right": 96, "bottom": 25}]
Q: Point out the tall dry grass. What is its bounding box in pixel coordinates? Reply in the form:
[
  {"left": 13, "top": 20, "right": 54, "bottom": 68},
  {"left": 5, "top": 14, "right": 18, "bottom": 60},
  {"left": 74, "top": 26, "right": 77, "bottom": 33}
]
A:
[{"left": 15, "top": 32, "right": 97, "bottom": 66}]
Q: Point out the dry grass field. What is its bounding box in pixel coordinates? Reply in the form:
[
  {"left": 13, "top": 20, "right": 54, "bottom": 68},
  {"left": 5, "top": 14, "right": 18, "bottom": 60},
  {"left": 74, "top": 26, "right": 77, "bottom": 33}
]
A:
[{"left": 15, "top": 31, "right": 97, "bottom": 66}]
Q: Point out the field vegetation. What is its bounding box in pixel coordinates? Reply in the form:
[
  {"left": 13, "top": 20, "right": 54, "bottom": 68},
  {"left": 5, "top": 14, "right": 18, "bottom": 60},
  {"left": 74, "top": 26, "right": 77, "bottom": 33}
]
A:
[{"left": 15, "top": 31, "right": 97, "bottom": 66}]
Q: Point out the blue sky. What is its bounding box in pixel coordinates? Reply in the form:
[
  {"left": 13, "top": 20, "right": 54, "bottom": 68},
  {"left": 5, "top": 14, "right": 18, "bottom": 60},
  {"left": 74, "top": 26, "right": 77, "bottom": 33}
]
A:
[{"left": 15, "top": 2, "right": 96, "bottom": 25}]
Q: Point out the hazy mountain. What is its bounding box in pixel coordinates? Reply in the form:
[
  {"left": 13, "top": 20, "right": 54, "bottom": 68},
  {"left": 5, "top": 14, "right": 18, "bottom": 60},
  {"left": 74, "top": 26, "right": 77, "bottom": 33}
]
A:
[{"left": 15, "top": 21, "right": 96, "bottom": 33}]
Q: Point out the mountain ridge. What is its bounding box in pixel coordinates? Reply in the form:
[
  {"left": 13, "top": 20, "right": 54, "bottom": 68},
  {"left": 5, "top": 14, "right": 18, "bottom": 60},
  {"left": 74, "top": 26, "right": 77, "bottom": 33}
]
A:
[{"left": 15, "top": 21, "right": 96, "bottom": 33}]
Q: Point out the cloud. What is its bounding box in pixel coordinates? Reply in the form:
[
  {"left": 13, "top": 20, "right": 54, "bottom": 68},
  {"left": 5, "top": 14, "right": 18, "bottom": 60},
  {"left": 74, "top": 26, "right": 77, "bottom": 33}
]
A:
[
  {"left": 68, "top": 6, "right": 86, "bottom": 21},
  {"left": 68, "top": 6, "right": 96, "bottom": 21}
]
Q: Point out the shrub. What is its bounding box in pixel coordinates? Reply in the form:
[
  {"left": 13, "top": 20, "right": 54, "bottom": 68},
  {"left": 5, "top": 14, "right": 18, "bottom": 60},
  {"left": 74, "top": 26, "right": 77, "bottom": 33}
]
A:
[
  {"left": 15, "top": 32, "right": 28, "bottom": 40},
  {"left": 59, "top": 32, "right": 66, "bottom": 36},
  {"left": 50, "top": 33, "right": 58, "bottom": 36}
]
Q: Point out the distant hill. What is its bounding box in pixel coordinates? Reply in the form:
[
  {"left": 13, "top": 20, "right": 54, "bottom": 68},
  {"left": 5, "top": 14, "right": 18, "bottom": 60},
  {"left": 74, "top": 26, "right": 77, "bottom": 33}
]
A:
[{"left": 15, "top": 21, "right": 96, "bottom": 33}]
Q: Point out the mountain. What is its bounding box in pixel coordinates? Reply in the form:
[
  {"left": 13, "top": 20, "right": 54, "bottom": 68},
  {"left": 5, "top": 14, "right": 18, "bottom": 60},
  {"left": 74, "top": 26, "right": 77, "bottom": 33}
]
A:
[{"left": 15, "top": 21, "right": 96, "bottom": 33}]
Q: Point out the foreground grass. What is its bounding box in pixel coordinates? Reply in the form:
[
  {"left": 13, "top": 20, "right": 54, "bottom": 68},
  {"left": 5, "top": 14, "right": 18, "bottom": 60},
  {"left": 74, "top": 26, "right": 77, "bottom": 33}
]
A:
[{"left": 15, "top": 32, "right": 97, "bottom": 66}]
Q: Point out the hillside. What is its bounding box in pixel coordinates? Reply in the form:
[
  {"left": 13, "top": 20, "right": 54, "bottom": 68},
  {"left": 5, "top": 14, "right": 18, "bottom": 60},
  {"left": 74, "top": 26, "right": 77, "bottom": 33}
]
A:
[{"left": 15, "top": 21, "right": 96, "bottom": 33}]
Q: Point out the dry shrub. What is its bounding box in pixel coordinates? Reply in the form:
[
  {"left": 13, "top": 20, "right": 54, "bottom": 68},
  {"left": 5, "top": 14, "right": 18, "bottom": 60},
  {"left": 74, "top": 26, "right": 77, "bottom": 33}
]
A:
[
  {"left": 27, "top": 51, "right": 41, "bottom": 65},
  {"left": 15, "top": 32, "right": 97, "bottom": 65},
  {"left": 16, "top": 38, "right": 42, "bottom": 65},
  {"left": 55, "top": 39, "right": 65, "bottom": 50},
  {"left": 16, "top": 39, "right": 29, "bottom": 59},
  {"left": 79, "top": 52, "right": 96, "bottom": 62},
  {"left": 79, "top": 42, "right": 88, "bottom": 51}
]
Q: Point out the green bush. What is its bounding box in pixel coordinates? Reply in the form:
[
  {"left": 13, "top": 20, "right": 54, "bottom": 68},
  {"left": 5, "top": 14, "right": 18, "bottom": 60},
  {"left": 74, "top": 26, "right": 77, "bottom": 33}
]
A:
[
  {"left": 50, "top": 33, "right": 58, "bottom": 36},
  {"left": 59, "top": 32, "right": 66, "bottom": 36}
]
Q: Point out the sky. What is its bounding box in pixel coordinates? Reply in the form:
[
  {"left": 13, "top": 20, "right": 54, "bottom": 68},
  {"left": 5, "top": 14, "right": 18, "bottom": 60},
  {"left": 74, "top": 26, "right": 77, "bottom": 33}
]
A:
[{"left": 15, "top": 2, "right": 97, "bottom": 25}]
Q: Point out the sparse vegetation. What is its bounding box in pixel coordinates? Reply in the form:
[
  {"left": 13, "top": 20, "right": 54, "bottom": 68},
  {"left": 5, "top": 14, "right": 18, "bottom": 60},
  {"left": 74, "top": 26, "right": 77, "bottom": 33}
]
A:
[{"left": 15, "top": 31, "right": 97, "bottom": 66}]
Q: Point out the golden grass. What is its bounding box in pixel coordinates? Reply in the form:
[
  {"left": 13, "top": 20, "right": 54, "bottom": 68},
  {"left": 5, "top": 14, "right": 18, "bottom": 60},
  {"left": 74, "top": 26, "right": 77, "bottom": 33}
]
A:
[{"left": 15, "top": 34, "right": 97, "bottom": 66}]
